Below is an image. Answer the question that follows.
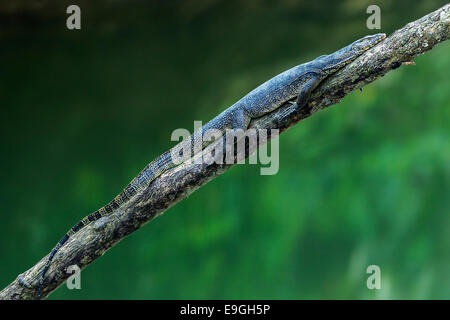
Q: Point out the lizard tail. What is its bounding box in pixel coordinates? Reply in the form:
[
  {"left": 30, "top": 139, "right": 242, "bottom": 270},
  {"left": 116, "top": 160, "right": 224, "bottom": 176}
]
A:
[{"left": 37, "top": 151, "right": 175, "bottom": 299}]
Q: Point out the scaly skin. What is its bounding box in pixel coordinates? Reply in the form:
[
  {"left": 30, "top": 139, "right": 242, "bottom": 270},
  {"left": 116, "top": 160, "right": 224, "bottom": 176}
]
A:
[{"left": 38, "top": 33, "right": 385, "bottom": 298}]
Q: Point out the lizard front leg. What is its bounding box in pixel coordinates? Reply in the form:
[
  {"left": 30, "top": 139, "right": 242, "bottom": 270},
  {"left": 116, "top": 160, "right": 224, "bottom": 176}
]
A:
[{"left": 296, "top": 75, "right": 321, "bottom": 112}]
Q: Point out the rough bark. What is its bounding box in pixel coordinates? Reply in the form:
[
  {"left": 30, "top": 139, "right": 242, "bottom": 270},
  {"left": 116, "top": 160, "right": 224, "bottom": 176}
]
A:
[{"left": 1, "top": 4, "right": 449, "bottom": 300}]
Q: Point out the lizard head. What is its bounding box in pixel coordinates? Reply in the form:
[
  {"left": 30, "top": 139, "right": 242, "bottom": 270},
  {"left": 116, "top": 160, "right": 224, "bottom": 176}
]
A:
[
  {"left": 318, "top": 33, "right": 386, "bottom": 74},
  {"left": 350, "top": 33, "right": 386, "bottom": 53}
]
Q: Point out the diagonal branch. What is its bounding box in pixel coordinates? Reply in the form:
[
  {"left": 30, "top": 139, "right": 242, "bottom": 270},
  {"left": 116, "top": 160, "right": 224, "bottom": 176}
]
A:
[{"left": 1, "top": 3, "right": 449, "bottom": 300}]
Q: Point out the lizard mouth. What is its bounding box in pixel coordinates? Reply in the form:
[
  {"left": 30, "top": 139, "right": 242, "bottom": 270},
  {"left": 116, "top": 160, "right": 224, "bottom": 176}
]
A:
[{"left": 352, "top": 33, "right": 386, "bottom": 52}]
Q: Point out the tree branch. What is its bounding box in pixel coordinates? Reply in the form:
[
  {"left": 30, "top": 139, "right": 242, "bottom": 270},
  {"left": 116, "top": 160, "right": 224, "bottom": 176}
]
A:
[{"left": 1, "top": 4, "right": 449, "bottom": 300}]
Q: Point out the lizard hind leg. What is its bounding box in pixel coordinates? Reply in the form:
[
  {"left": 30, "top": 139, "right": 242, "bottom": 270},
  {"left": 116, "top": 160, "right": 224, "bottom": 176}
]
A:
[
  {"left": 227, "top": 108, "right": 252, "bottom": 163},
  {"left": 231, "top": 108, "right": 251, "bottom": 131}
]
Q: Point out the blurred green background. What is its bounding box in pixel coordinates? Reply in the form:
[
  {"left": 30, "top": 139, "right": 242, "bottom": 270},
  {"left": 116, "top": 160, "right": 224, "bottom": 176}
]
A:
[{"left": 0, "top": 0, "right": 449, "bottom": 299}]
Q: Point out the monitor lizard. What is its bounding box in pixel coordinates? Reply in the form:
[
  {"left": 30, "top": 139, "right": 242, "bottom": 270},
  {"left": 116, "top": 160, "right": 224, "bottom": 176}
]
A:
[{"left": 38, "top": 33, "right": 385, "bottom": 298}]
